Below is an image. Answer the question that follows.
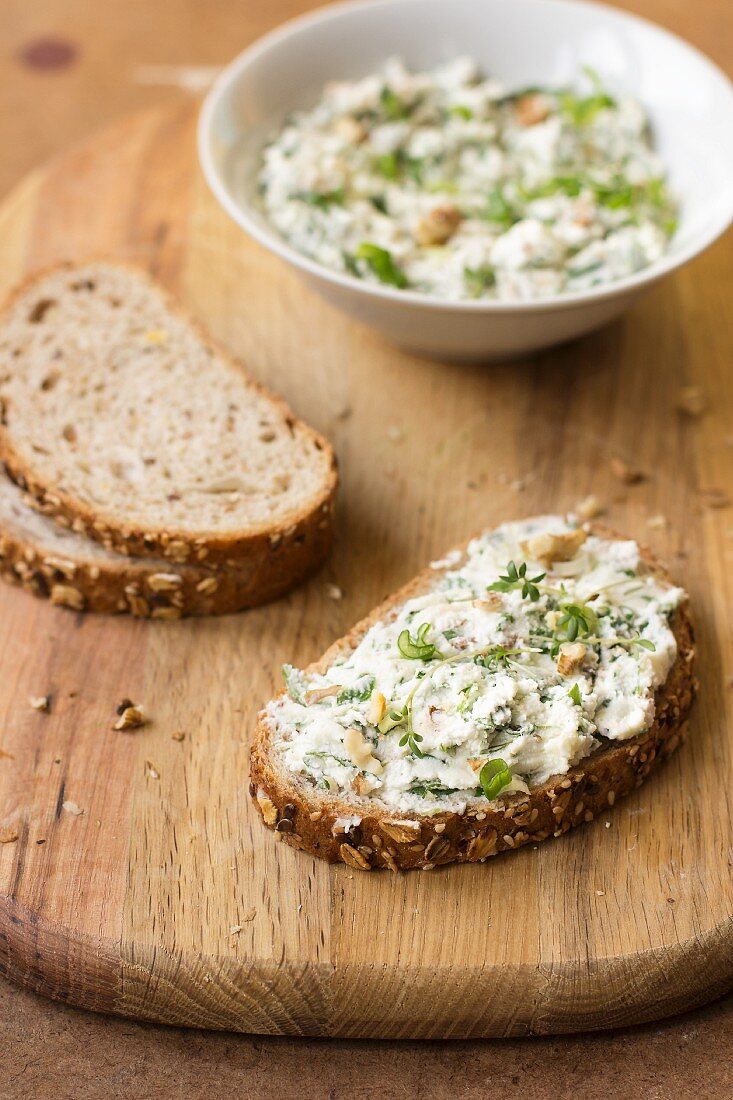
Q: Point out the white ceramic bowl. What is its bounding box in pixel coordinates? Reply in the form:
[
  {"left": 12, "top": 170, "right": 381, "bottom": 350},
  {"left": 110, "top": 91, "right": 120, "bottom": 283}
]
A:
[{"left": 199, "top": 0, "right": 733, "bottom": 362}]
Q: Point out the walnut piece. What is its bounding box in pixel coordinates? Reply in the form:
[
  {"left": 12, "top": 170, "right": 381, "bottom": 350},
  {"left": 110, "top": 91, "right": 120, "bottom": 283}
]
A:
[
  {"left": 557, "top": 642, "right": 588, "bottom": 676},
  {"left": 414, "top": 204, "right": 462, "bottom": 247},
  {"left": 521, "top": 528, "right": 587, "bottom": 564}
]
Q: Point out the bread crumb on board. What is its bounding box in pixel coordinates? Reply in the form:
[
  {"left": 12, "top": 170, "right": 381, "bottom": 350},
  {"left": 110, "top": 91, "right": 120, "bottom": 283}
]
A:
[
  {"left": 676, "top": 385, "right": 707, "bottom": 417},
  {"left": 29, "top": 695, "right": 51, "bottom": 712},
  {"left": 113, "top": 699, "right": 147, "bottom": 731}
]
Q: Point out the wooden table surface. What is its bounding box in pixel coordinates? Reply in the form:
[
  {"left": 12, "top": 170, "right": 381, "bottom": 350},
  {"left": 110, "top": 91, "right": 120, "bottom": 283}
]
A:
[{"left": 0, "top": 0, "right": 731, "bottom": 1095}]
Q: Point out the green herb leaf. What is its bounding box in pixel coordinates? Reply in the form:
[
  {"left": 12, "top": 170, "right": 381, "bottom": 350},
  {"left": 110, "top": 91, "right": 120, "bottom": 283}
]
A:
[
  {"left": 474, "top": 645, "right": 522, "bottom": 672},
  {"left": 488, "top": 560, "right": 546, "bottom": 601},
  {"left": 479, "top": 758, "right": 513, "bottom": 800},
  {"left": 355, "top": 242, "right": 409, "bottom": 288},
  {"left": 337, "top": 675, "right": 376, "bottom": 705},
  {"left": 450, "top": 104, "right": 473, "bottom": 120},
  {"left": 305, "top": 750, "right": 353, "bottom": 769},
  {"left": 369, "top": 193, "right": 388, "bottom": 214},
  {"left": 380, "top": 85, "right": 409, "bottom": 121},
  {"left": 568, "top": 683, "right": 582, "bottom": 706},
  {"left": 296, "top": 188, "right": 345, "bottom": 209},
  {"left": 398, "top": 622, "right": 438, "bottom": 660},
  {"left": 464, "top": 264, "right": 496, "bottom": 297},
  {"left": 483, "top": 187, "right": 518, "bottom": 229},
  {"left": 282, "top": 663, "right": 305, "bottom": 703},
  {"left": 409, "top": 778, "right": 458, "bottom": 798},
  {"left": 524, "top": 176, "right": 583, "bottom": 200},
  {"left": 556, "top": 601, "right": 599, "bottom": 642},
  {"left": 375, "top": 152, "right": 400, "bottom": 180},
  {"left": 399, "top": 727, "right": 426, "bottom": 758},
  {"left": 560, "top": 89, "right": 616, "bottom": 127}
]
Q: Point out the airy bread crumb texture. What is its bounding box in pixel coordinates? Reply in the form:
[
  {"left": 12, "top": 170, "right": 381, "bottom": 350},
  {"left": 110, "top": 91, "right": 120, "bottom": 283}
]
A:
[{"left": 0, "top": 263, "right": 337, "bottom": 553}]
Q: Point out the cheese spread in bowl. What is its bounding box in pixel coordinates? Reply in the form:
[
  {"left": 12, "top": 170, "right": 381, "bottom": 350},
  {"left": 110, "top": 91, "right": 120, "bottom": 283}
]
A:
[
  {"left": 200, "top": 0, "right": 733, "bottom": 358},
  {"left": 258, "top": 57, "right": 676, "bottom": 302}
]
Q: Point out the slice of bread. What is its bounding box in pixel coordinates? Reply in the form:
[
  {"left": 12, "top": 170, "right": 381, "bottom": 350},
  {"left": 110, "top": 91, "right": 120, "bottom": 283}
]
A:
[
  {"left": 250, "top": 518, "right": 697, "bottom": 872},
  {"left": 0, "top": 263, "right": 337, "bottom": 578},
  {"left": 0, "top": 473, "right": 298, "bottom": 617}
]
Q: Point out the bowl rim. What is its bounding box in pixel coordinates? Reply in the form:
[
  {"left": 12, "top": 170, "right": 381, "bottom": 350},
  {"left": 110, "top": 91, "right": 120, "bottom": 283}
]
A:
[{"left": 198, "top": 0, "right": 733, "bottom": 315}]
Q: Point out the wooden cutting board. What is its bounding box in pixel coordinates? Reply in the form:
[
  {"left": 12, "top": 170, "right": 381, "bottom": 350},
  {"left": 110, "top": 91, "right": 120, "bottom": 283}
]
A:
[{"left": 0, "top": 103, "right": 731, "bottom": 1039}]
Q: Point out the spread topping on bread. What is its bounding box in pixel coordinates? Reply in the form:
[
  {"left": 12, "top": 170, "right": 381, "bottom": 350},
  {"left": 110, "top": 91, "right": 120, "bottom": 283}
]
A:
[{"left": 266, "top": 516, "right": 684, "bottom": 815}]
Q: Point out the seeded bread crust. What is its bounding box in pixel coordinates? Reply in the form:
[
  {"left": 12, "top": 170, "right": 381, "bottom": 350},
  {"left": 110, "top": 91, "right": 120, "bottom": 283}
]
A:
[
  {"left": 0, "top": 476, "right": 329, "bottom": 617},
  {"left": 250, "top": 527, "right": 697, "bottom": 872},
  {"left": 0, "top": 262, "right": 338, "bottom": 573}
]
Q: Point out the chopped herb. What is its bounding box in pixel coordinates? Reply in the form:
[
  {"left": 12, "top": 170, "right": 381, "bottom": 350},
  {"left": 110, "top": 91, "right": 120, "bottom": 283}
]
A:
[
  {"left": 560, "top": 88, "right": 616, "bottom": 127},
  {"left": 380, "top": 85, "right": 410, "bottom": 120},
  {"left": 568, "top": 683, "right": 582, "bottom": 706},
  {"left": 479, "top": 758, "right": 513, "bottom": 800},
  {"left": 450, "top": 104, "right": 474, "bottom": 120},
  {"left": 398, "top": 622, "right": 439, "bottom": 660},
  {"left": 369, "top": 193, "right": 388, "bottom": 214},
  {"left": 409, "top": 779, "right": 458, "bottom": 798},
  {"left": 355, "top": 242, "right": 409, "bottom": 288},
  {"left": 375, "top": 152, "right": 400, "bottom": 180},
  {"left": 524, "top": 176, "right": 583, "bottom": 200},
  {"left": 464, "top": 264, "right": 496, "bottom": 296},
  {"left": 296, "top": 188, "right": 345, "bottom": 209},
  {"left": 305, "top": 751, "right": 353, "bottom": 769},
  {"left": 443, "top": 628, "right": 459, "bottom": 641},
  {"left": 282, "top": 663, "right": 305, "bottom": 703},
  {"left": 488, "top": 560, "right": 546, "bottom": 601},
  {"left": 337, "top": 675, "right": 376, "bottom": 704},
  {"left": 483, "top": 187, "right": 518, "bottom": 228}
]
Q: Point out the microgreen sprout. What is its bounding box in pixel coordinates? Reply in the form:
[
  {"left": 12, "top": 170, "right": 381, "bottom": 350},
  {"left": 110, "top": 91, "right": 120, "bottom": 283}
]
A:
[
  {"left": 555, "top": 600, "right": 599, "bottom": 642},
  {"left": 474, "top": 644, "right": 523, "bottom": 672},
  {"left": 488, "top": 560, "right": 546, "bottom": 602},
  {"left": 399, "top": 727, "right": 426, "bottom": 758}
]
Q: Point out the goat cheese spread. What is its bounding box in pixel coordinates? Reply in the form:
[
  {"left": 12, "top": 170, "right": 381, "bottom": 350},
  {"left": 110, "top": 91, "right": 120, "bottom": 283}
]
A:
[
  {"left": 266, "top": 516, "right": 684, "bottom": 815},
  {"left": 257, "top": 57, "right": 676, "bottom": 302}
]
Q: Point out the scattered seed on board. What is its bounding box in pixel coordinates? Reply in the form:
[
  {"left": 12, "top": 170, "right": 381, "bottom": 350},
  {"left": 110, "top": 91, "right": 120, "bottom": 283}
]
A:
[
  {"left": 610, "top": 457, "right": 643, "bottom": 484},
  {"left": 62, "top": 800, "right": 84, "bottom": 816},
  {"left": 29, "top": 695, "right": 51, "bottom": 712},
  {"left": 325, "top": 583, "right": 343, "bottom": 600},
  {"left": 171, "top": 730, "right": 186, "bottom": 741},
  {"left": 145, "top": 761, "right": 159, "bottom": 780}
]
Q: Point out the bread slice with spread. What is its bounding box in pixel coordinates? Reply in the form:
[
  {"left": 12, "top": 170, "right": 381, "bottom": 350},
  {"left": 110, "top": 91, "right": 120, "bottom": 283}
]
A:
[
  {"left": 0, "top": 263, "right": 337, "bottom": 584},
  {"left": 251, "top": 515, "right": 696, "bottom": 871}
]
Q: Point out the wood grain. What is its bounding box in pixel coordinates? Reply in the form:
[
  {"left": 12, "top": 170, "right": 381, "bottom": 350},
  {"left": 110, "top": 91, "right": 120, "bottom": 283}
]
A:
[{"left": 0, "top": 102, "right": 731, "bottom": 1038}]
